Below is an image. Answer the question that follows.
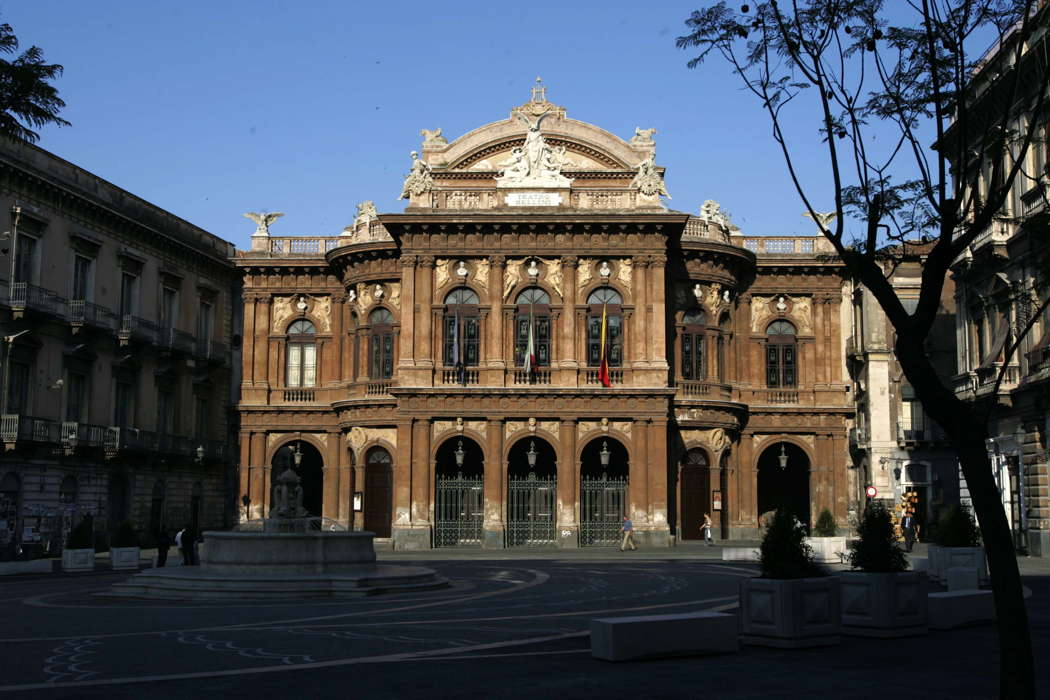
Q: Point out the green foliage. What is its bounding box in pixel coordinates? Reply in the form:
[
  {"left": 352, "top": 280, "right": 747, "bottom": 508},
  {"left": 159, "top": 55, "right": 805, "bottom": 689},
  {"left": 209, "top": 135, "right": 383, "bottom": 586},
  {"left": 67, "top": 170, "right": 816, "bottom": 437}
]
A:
[
  {"left": 65, "top": 515, "right": 94, "bottom": 550},
  {"left": 759, "top": 508, "right": 826, "bottom": 579},
  {"left": 847, "top": 501, "right": 907, "bottom": 573},
  {"left": 111, "top": 521, "right": 139, "bottom": 548},
  {"left": 936, "top": 504, "right": 981, "bottom": 547},
  {"left": 0, "top": 18, "right": 70, "bottom": 143},
  {"left": 812, "top": 507, "right": 838, "bottom": 537}
]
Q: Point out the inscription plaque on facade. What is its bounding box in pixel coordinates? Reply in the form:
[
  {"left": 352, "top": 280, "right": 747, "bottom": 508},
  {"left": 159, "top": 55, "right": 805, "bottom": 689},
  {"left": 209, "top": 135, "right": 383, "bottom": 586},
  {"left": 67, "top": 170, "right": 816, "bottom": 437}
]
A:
[{"left": 505, "top": 192, "right": 562, "bottom": 207}]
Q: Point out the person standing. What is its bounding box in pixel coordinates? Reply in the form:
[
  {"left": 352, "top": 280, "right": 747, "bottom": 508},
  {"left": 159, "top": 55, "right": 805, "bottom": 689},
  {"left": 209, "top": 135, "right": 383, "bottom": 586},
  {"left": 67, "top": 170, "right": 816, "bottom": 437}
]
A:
[
  {"left": 901, "top": 511, "right": 916, "bottom": 552},
  {"left": 702, "top": 513, "right": 714, "bottom": 546},
  {"left": 619, "top": 515, "right": 636, "bottom": 552},
  {"left": 176, "top": 526, "right": 191, "bottom": 565},
  {"left": 156, "top": 529, "right": 171, "bottom": 567}
]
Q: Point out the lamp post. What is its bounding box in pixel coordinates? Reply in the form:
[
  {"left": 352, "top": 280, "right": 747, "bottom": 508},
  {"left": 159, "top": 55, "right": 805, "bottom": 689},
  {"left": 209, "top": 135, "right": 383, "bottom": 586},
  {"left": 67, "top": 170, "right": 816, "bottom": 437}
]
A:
[
  {"left": 599, "top": 440, "right": 610, "bottom": 468},
  {"left": 527, "top": 440, "right": 537, "bottom": 470},
  {"left": 195, "top": 445, "right": 205, "bottom": 465},
  {"left": 454, "top": 439, "right": 465, "bottom": 469}
]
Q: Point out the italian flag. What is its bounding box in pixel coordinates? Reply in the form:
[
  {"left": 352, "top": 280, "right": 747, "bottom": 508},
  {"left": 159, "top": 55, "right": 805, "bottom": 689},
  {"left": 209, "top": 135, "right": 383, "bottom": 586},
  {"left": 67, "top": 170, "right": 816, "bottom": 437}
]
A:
[{"left": 598, "top": 301, "right": 611, "bottom": 387}]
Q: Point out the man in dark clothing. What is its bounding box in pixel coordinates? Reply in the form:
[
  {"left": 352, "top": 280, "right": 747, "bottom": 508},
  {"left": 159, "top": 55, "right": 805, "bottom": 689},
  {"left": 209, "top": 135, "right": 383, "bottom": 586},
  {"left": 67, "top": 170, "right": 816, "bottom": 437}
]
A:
[
  {"left": 156, "top": 529, "right": 170, "bottom": 567},
  {"left": 901, "top": 511, "right": 916, "bottom": 552},
  {"left": 619, "top": 516, "right": 636, "bottom": 551}
]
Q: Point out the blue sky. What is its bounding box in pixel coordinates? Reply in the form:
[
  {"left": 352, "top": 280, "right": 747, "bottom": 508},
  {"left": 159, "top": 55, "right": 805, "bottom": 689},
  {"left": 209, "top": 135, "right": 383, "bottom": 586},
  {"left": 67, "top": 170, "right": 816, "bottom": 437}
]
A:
[{"left": 5, "top": 1, "right": 868, "bottom": 250}]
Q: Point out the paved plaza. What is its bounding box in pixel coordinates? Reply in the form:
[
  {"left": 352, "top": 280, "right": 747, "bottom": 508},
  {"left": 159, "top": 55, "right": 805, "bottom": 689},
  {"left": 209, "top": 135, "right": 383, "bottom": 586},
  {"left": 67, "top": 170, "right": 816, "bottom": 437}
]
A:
[{"left": 0, "top": 547, "right": 1047, "bottom": 699}]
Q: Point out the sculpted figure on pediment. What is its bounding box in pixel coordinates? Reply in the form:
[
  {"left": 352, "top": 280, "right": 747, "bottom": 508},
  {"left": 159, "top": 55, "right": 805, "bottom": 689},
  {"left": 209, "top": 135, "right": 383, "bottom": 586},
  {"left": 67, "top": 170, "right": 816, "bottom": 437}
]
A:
[
  {"left": 399, "top": 151, "right": 433, "bottom": 200},
  {"left": 354, "top": 201, "right": 378, "bottom": 228},
  {"left": 271, "top": 295, "right": 295, "bottom": 332},
  {"left": 503, "top": 259, "right": 523, "bottom": 300},
  {"left": 631, "top": 152, "right": 670, "bottom": 199},
  {"left": 630, "top": 127, "right": 657, "bottom": 146},
  {"left": 421, "top": 128, "right": 447, "bottom": 146}
]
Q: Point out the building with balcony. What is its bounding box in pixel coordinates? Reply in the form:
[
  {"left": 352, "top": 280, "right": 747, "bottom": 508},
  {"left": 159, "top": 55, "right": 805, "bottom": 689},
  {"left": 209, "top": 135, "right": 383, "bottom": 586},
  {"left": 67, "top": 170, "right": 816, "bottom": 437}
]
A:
[
  {"left": 0, "top": 137, "right": 239, "bottom": 558},
  {"left": 234, "top": 86, "right": 855, "bottom": 548},
  {"left": 846, "top": 244, "right": 961, "bottom": 537},
  {"left": 945, "top": 6, "right": 1050, "bottom": 555}
]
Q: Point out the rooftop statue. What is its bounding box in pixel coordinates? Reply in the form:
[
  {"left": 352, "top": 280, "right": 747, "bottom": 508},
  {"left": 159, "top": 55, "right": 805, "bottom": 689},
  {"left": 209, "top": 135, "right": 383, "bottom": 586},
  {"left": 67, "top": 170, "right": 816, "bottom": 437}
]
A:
[
  {"left": 802, "top": 210, "right": 838, "bottom": 233},
  {"left": 630, "top": 127, "right": 657, "bottom": 146},
  {"left": 399, "top": 151, "right": 434, "bottom": 200},
  {"left": 354, "top": 200, "right": 378, "bottom": 227},
  {"left": 697, "top": 200, "right": 731, "bottom": 227},
  {"left": 496, "top": 112, "right": 572, "bottom": 188},
  {"left": 244, "top": 211, "right": 284, "bottom": 235},
  {"left": 421, "top": 128, "right": 447, "bottom": 146},
  {"left": 631, "top": 152, "right": 671, "bottom": 199}
]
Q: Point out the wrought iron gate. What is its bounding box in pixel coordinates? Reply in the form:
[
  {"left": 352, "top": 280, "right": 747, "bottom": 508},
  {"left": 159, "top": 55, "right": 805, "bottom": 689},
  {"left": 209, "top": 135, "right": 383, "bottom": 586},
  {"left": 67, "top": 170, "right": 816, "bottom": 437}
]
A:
[
  {"left": 580, "top": 474, "right": 628, "bottom": 546},
  {"left": 507, "top": 473, "right": 556, "bottom": 546},
  {"left": 434, "top": 473, "right": 483, "bottom": 547}
]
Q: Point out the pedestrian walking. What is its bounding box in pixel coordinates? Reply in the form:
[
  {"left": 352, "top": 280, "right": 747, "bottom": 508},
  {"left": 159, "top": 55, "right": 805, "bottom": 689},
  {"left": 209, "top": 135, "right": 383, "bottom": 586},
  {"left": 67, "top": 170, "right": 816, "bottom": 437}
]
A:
[
  {"left": 702, "top": 513, "right": 714, "bottom": 545},
  {"left": 176, "top": 526, "right": 191, "bottom": 565},
  {"left": 901, "top": 511, "right": 916, "bottom": 552},
  {"left": 156, "top": 529, "right": 171, "bottom": 567},
  {"left": 619, "top": 515, "right": 636, "bottom": 551}
]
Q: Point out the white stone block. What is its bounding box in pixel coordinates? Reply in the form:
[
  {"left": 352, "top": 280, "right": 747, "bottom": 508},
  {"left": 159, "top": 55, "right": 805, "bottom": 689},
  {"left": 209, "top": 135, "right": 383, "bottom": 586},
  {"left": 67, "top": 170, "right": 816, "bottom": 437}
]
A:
[
  {"left": 590, "top": 612, "right": 738, "bottom": 661},
  {"left": 928, "top": 590, "right": 994, "bottom": 629},
  {"left": 807, "top": 537, "right": 848, "bottom": 564},
  {"left": 739, "top": 576, "right": 841, "bottom": 648},
  {"left": 0, "top": 559, "right": 53, "bottom": 575},
  {"left": 910, "top": 557, "right": 929, "bottom": 572},
  {"left": 946, "top": 566, "right": 980, "bottom": 591},
  {"left": 722, "top": 547, "right": 759, "bottom": 561},
  {"left": 110, "top": 547, "right": 141, "bottom": 571},
  {"left": 62, "top": 548, "right": 95, "bottom": 573}
]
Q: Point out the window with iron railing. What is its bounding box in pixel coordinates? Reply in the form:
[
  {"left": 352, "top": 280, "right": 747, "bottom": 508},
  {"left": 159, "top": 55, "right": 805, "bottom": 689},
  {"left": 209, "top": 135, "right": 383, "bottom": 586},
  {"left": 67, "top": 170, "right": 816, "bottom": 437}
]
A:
[
  {"left": 681, "top": 308, "right": 706, "bottom": 380},
  {"left": 515, "top": 287, "right": 551, "bottom": 368},
  {"left": 443, "top": 288, "right": 480, "bottom": 368},
  {"left": 369, "top": 308, "right": 394, "bottom": 380},
  {"left": 586, "top": 288, "right": 622, "bottom": 368},
  {"left": 765, "top": 320, "right": 797, "bottom": 388}
]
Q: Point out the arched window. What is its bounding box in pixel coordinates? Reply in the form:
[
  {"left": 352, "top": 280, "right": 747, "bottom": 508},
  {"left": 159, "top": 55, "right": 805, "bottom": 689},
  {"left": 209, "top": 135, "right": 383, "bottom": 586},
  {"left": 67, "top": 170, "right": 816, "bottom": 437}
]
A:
[
  {"left": 587, "top": 288, "right": 623, "bottom": 367},
  {"left": 684, "top": 448, "right": 709, "bottom": 468},
  {"left": 443, "top": 288, "right": 480, "bottom": 368},
  {"left": 765, "top": 320, "right": 797, "bottom": 387},
  {"left": 681, "top": 309, "right": 707, "bottom": 380},
  {"left": 369, "top": 308, "right": 395, "bottom": 379},
  {"left": 285, "top": 319, "right": 317, "bottom": 388},
  {"left": 514, "top": 288, "right": 551, "bottom": 368}
]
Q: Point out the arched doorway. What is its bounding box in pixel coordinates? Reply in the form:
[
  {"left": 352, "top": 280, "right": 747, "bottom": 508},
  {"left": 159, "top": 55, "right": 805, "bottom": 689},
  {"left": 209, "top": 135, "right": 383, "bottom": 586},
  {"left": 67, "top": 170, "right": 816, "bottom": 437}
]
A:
[
  {"left": 680, "top": 448, "right": 710, "bottom": 540},
  {"left": 756, "top": 441, "right": 810, "bottom": 529},
  {"left": 107, "top": 472, "right": 128, "bottom": 536},
  {"left": 434, "top": 437, "right": 484, "bottom": 547},
  {"left": 271, "top": 440, "right": 324, "bottom": 517},
  {"left": 580, "top": 438, "right": 629, "bottom": 546},
  {"left": 364, "top": 446, "right": 393, "bottom": 538},
  {"left": 506, "top": 437, "right": 556, "bottom": 547}
]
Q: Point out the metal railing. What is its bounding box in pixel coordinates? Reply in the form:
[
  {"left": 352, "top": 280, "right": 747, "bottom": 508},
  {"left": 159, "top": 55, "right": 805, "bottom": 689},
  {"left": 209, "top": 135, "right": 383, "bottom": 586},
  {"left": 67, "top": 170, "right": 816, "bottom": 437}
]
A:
[
  {"left": 1, "top": 414, "right": 61, "bottom": 445},
  {"left": 8, "top": 282, "right": 66, "bottom": 315},
  {"left": 61, "top": 421, "right": 106, "bottom": 448},
  {"left": 896, "top": 422, "right": 947, "bottom": 444},
  {"left": 105, "top": 426, "right": 159, "bottom": 452},
  {"left": 195, "top": 337, "right": 228, "bottom": 362},
  {"left": 68, "top": 300, "right": 117, "bottom": 329},
  {"left": 119, "top": 314, "right": 158, "bottom": 344},
  {"left": 156, "top": 325, "right": 196, "bottom": 353}
]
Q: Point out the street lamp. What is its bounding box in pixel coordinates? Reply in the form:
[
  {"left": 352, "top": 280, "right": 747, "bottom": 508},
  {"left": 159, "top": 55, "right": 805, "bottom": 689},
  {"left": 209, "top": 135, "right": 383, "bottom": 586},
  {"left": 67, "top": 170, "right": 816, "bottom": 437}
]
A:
[
  {"left": 292, "top": 441, "right": 302, "bottom": 468},
  {"left": 778, "top": 443, "right": 789, "bottom": 470},
  {"left": 195, "top": 445, "right": 205, "bottom": 464},
  {"left": 454, "top": 439, "right": 465, "bottom": 468},
  {"left": 599, "top": 440, "right": 610, "bottom": 468},
  {"left": 527, "top": 440, "right": 537, "bottom": 468}
]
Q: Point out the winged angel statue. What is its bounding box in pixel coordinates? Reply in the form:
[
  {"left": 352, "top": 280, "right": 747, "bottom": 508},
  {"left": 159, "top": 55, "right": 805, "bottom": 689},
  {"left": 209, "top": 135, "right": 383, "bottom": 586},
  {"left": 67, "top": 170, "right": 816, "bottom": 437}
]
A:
[
  {"left": 496, "top": 113, "right": 572, "bottom": 185},
  {"left": 244, "top": 211, "right": 284, "bottom": 235}
]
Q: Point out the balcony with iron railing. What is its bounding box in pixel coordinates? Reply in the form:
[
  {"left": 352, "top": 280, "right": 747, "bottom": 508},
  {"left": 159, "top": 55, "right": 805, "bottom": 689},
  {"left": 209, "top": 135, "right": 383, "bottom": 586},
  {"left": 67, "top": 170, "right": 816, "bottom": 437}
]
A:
[
  {"left": 104, "top": 426, "right": 158, "bottom": 454},
  {"left": 118, "top": 314, "right": 158, "bottom": 345},
  {"left": 156, "top": 325, "right": 196, "bottom": 354},
  {"left": 61, "top": 421, "right": 107, "bottom": 452},
  {"left": 8, "top": 282, "right": 66, "bottom": 318},
  {"left": 1, "top": 414, "right": 61, "bottom": 448},
  {"left": 68, "top": 299, "right": 117, "bottom": 331},
  {"left": 897, "top": 421, "right": 948, "bottom": 445},
  {"left": 195, "top": 337, "right": 229, "bottom": 364}
]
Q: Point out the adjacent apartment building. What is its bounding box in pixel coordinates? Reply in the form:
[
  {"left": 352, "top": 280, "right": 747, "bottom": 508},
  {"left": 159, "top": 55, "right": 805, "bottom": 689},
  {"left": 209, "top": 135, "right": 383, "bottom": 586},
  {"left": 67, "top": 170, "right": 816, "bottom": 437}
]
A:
[{"left": 0, "top": 138, "right": 240, "bottom": 558}]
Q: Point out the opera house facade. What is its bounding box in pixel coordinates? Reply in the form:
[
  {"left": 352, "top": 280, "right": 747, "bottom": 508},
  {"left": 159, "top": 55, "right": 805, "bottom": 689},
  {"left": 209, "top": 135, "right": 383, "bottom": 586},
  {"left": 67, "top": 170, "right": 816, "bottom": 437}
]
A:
[{"left": 233, "top": 85, "right": 855, "bottom": 548}]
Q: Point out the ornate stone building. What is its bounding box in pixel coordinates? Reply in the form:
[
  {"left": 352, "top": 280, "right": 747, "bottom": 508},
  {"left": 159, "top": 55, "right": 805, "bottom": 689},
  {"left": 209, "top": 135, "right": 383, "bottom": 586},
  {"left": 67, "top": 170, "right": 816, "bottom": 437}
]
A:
[
  {"left": 234, "top": 85, "right": 854, "bottom": 548},
  {"left": 0, "top": 138, "right": 239, "bottom": 558}
]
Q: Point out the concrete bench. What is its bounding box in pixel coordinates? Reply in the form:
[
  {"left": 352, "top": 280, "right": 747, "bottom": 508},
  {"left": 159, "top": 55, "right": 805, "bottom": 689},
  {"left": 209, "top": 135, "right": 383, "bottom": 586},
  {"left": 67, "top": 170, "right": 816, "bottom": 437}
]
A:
[
  {"left": 946, "top": 566, "right": 980, "bottom": 592},
  {"left": 722, "top": 547, "right": 759, "bottom": 562},
  {"left": 0, "top": 559, "right": 53, "bottom": 576},
  {"left": 928, "top": 590, "right": 994, "bottom": 629},
  {"left": 590, "top": 612, "right": 739, "bottom": 661}
]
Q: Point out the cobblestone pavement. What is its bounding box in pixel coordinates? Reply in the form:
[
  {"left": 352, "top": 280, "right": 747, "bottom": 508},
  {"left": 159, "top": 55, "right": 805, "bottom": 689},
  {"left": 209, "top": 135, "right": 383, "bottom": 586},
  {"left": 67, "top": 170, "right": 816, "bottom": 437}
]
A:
[{"left": 0, "top": 551, "right": 1046, "bottom": 699}]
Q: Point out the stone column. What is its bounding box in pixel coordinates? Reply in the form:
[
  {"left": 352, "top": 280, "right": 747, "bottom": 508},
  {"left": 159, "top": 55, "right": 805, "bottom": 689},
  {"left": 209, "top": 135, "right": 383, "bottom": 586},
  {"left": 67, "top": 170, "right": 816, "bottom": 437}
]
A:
[
  {"left": 647, "top": 419, "right": 670, "bottom": 546},
  {"left": 341, "top": 298, "right": 354, "bottom": 384},
  {"left": 736, "top": 434, "right": 756, "bottom": 538},
  {"left": 328, "top": 295, "right": 344, "bottom": 385},
  {"left": 633, "top": 257, "right": 649, "bottom": 368},
  {"left": 483, "top": 417, "right": 505, "bottom": 548},
  {"left": 392, "top": 419, "right": 415, "bottom": 548},
  {"left": 241, "top": 294, "right": 257, "bottom": 387},
  {"left": 629, "top": 420, "right": 649, "bottom": 527},
  {"left": 411, "top": 418, "right": 432, "bottom": 527},
  {"left": 559, "top": 257, "right": 578, "bottom": 370},
  {"left": 648, "top": 257, "right": 668, "bottom": 369},
  {"left": 813, "top": 295, "right": 826, "bottom": 385},
  {"left": 338, "top": 433, "right": 352, "bottom": 527},
  {"left": 557, "top": 419, "right": 578, "bottom": 547},
  {"left": 399, "top": 256, "right": 417, "bottom": 368},
  {"left": 488, "top": 256, "right": 506, "bottom": 370},
  {"left": 253, "top": 296, "right": 271, "bottom": 388},
  {"left": 249, "top": 432, "right": 266, "bottom": 519},
  {"left": 417, "top": 257, "right": 434, "bottom": 369},
  {"left": 322, "top": 432, "right": 340, "bottom": 521}
]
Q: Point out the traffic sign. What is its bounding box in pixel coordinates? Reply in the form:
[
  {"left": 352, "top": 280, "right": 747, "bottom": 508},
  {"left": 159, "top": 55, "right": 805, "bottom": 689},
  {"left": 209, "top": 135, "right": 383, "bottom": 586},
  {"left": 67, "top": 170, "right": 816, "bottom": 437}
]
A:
[{"left": 865, "top": 486, "right": 878, "bottom": 498}]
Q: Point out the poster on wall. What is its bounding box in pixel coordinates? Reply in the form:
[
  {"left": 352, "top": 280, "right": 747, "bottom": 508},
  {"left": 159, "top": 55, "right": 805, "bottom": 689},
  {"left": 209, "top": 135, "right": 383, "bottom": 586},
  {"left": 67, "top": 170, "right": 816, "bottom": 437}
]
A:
[{"left": 712, "top": 491, "right": 722, "bottom": 511}]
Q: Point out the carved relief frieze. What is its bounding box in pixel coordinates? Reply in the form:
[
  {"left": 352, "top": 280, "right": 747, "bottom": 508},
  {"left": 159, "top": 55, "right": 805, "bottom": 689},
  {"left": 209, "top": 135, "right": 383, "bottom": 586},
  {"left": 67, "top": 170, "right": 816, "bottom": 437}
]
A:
[
  {"left": 346, "top": 426, "right": 397, "bottom": 457},
  {"left": 618, "top": 259, "right": 633, "bottom": 295},
  {"left": 474, "top": 258, "right": 490, "bottom": 295},
  {"left": 750, "top": 294, "right": 813, "bottom": 334},
  {"left": 577, "top": 259, "right": 593, "bottom": 292},
  {"left": 538, "top": 258, "right": 563, "bottom": 298},
  {"left": 314, "top": 296, "right": 332, "bottom": 332},
  {"left": 467, "top": 420, "right": 487, "bottom": 438},
  {"left": 388, "top": 283, "right": 401, "bottom": 311},
  {"left": 503, "top": 259, "right": 523, "bottom": 300},
  {"left": 505, "top": 421, "right": 524, "bottom": 441},
  {"left": 539, "top": 421, "right": 559, "bottom": 436},
  {"left": 680, "top": 428, "right": 730, "bottom": 455},
  {"left": 435, "top": 259, "right": 451, "bottom": 290},
  {"left": 271, "top": 296, "right": 295, "bottom": 332},
  {"left": 433, "top": 420, "right": 455, "bottom": 438}
]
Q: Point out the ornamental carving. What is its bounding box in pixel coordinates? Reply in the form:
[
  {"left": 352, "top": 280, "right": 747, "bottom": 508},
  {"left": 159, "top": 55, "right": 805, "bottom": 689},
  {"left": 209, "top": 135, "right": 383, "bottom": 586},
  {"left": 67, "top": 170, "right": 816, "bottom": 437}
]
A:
[
  {"left": 577, "top": 259, "right": 593, "bottom": 292},
  {"left": 503, "top": 259, "right": 523, "bottom": 300},
  {"left": 388, "top": 283, "right": 401, "bottom": 311},
  {"left": 630, "top": 151, "right": 670, "bottom": 199},
  {"left": 681, "top": 428, "right": 730, "bottom": 455},
  {"left": 475, "top": 258, "right": 490, "bottom": 295},
  {"left": 399, "top": 151, "right": 433, "bottom": 200},
  {"left": 347, "top": 427, "right": 397, "bottom": 456},
  {"left": 749, "top": 294, "right": 813, "bottom": 334},
  {"left": 618, "top": 259, "right": 633, "bottom": 295},
  {"left": 538, "top": 258, "right": 563, "bottom": 298},
  {"left": 435, "top": 259, "right": 451, "bottom": 291},
  {"left": 271, "top": 295, "right": 295, "bottom": 332},
  {"left": 539, "top": 421, "right": 559, "bottom": 436},
  {"left": 314, "top": 296, "right": 331, "bottom": 332}
]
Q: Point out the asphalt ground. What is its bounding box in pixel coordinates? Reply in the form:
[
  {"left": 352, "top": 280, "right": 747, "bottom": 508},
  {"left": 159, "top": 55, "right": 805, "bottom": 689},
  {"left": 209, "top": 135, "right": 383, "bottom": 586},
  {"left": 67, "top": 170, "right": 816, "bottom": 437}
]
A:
[{"left": 0, "top": 547, "right": 1046, "bottom": 699}]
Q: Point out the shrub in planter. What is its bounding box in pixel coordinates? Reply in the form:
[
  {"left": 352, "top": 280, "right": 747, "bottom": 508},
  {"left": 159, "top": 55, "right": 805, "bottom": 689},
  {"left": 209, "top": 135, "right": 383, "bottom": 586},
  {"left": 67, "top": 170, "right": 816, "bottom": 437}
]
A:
[
  {"left": 841, "top": 502, "right": 927, "bottom": 637},
  {"left": 62, "top": 515, "right": 95, "bottom": 572},
  {"left": 741, "top": 509, "right": 840, "bottom": 648},
  {"left": 109, "top": 521, "right": 141, "bottom": 571},
  {"left": 931, "top": 504, "right": 986, "bottom": 585},
  {"left": 813, "top": 508, "right": 838, "bottom": 537}
]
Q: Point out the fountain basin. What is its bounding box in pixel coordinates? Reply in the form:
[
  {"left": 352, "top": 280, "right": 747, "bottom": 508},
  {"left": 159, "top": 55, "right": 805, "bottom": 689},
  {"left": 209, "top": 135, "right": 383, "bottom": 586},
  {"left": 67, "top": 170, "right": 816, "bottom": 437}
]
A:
[{"left": 202, "top": 530, "right": 377, "bottom": 575}]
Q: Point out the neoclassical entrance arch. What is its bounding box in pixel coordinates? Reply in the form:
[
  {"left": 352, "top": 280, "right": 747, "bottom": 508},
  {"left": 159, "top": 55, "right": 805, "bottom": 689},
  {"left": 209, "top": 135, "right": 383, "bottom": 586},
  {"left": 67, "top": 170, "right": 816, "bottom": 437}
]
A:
[
  {"left": 506, "top": 437, "right": 556, "bottom": 547},
  {"left": 272, "top": 440, "right": 324, "bottom": 518},
  {"left": 679, "top": 448, "right": 710, "bottom": 540},
  {"left": 580, "top": 438, "right": 629, "bottom": 546},
  {"left": 364, "top": 446, "right": 393, "bottom": 538},
  {"left": 756, "top": 441, "right": 810, "bottom": 529},
  {"left": 434, "top": 437, "right": 484, "bottom": 547}
]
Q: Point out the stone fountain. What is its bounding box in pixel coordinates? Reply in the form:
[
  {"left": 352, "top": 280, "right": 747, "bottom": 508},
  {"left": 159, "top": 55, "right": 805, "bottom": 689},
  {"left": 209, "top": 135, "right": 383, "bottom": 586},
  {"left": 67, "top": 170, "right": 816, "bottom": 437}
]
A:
[{"left": 109, "top": 470, "right": 446, "bottom": 600}]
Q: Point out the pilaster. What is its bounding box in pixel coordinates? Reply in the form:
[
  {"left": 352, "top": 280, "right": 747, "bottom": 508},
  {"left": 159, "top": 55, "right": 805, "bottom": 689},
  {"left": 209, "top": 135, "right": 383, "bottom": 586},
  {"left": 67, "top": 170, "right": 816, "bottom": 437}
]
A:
[
  {"left": 557, "top": 418, "right": 578, "bottom": 546},
  {"left": 483, "top": 417, "right": 506, "bottom": 548}
]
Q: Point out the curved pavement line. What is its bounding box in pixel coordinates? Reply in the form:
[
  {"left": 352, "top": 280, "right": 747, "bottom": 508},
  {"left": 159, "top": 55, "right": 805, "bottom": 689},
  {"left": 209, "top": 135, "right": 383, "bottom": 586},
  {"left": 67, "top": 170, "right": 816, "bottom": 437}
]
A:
[{"left": 0, "top": 568, "right": 551, "bottom": 644}]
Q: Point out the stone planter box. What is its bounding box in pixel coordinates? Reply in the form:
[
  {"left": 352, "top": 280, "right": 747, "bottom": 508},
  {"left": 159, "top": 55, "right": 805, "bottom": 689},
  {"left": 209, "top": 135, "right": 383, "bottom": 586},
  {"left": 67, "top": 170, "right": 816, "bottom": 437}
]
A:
[
  {"left": 739, "top": 576, "right": 841, "bottom": 648},
  {"left": 840, "top": 571, "right": 928, "bottom": 637},
  {"left": 808, "top": 537, "right": 849, "bottom": 564},
  {"left": 927, "top": 545, "right": 987, "bottom": 585},
  {"left": 62, "top": 548, "right": 95, "bottom": 573},
  {"left": 110, "top": 546, "right": 141, "bottom": 571}
]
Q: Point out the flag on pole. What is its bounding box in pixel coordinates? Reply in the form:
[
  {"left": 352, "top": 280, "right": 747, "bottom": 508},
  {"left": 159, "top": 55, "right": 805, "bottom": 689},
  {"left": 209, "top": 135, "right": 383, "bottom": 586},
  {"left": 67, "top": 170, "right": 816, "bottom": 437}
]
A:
[
  {"left": 523, "top": 302, "right": 536, "bottom": 375},
  {"left": 598, "top": 300, "right": 611, "bottom": 387}
]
